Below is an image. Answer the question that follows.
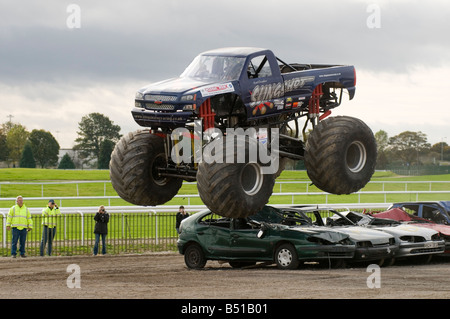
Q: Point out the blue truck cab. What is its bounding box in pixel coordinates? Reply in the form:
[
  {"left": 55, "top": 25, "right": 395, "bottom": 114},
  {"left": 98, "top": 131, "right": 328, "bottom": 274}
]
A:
[{"left": 132, "top": 47, "right": 356, "bottom": 130}]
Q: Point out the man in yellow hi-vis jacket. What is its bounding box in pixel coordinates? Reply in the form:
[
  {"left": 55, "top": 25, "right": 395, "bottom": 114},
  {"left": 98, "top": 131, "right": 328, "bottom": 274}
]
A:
[
  {"left": 40, "top": 199, "right": 61, "bottom": 256},
  {"left": 6, "top": 196, "right": 33, "bottom": 258}
]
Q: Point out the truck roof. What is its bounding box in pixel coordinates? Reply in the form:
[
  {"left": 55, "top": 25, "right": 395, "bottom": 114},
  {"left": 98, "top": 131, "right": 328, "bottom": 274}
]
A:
[{"left": 200, "top": 47, "right": 269, "bottom": 57}]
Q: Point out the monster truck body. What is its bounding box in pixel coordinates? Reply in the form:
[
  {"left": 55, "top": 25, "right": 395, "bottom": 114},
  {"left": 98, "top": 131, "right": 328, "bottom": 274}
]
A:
[{"left": 110, "top": 48, "right": 376, "bottom": 218}]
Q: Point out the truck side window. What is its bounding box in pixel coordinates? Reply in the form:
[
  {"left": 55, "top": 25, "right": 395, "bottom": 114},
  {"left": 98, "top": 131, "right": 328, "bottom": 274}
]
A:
[{"left": 247, "top": 55, "right": 272, "bottom": 79}]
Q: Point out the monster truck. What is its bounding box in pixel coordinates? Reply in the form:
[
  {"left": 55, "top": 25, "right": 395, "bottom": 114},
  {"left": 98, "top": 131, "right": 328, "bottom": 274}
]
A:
[{"left": 110, "top": 47, "right": 377, "bottom": 218}]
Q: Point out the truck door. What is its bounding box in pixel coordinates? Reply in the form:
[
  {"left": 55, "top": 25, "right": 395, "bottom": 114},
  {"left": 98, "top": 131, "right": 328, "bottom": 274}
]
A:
[{"left": 241, "top": 54, "right": 284, "bottom": 119}]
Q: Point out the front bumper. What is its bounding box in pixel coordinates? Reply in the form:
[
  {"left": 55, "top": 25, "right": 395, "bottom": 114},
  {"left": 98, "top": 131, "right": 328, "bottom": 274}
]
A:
[
  {"left": 132, "top": 107, "right": 194, "bottom": 128},
  {"left": 354, "top": 244, "right": 398, "bottom": 261},
  {"left": 296, "top": 244, "right": 355, "bottom": 260},
  {"left": 396, "top": 240, "right": 445, "bottom": 258}
]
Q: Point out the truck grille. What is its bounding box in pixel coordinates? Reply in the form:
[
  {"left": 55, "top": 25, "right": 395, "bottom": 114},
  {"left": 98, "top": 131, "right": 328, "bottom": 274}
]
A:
[
  {"left": 145, "top": 103, "right": 175, "bottom": 111},
  {"left": 144, "top": 94, "right": 177, "bottom": 102}
]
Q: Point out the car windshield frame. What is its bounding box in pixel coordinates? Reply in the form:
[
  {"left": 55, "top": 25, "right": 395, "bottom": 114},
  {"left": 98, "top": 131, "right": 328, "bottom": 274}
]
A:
[{"left": 180, "top": 54, "right": 246, "bottom": 81}]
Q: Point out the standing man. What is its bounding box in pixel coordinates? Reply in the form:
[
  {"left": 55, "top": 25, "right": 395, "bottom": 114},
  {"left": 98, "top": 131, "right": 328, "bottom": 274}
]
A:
[
  {"left": 40, "top": 199, "right": 61, "bottom": 256},
  {"left": 175, "top": 205, "right": 189, "bottom": 234},
  {"left": 6, "top": 196, "right": 33, "bottom": 258}
]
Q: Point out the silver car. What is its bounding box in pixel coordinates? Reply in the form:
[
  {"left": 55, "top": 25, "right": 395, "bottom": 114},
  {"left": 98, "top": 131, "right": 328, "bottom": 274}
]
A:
[{"left": 325, "top": 210, "right": 445, "bottom": 264}]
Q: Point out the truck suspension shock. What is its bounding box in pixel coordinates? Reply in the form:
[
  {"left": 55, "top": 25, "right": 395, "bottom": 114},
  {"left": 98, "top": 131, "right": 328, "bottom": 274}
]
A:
[
  {"left": 308, "top": 84, "right": 323, "bottom": 124},
  {"left": 199, "top": 98, "right": 216, "bottom": 131}
]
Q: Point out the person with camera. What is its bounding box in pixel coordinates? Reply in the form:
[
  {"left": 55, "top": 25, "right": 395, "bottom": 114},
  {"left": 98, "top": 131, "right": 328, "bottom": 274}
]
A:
[
  {"left": 175, "top": 205, "right": 189, "bottom": 234},
  {"left": 40, "top": 199, "right": 61, "bottom": 256},
  {"left": 93, "top": 205, "right": 109, "bottom": 255}
]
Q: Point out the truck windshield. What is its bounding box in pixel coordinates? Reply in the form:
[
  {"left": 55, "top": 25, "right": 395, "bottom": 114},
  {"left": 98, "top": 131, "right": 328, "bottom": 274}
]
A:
[{"left": 180, "top": 55, "right": 246, "bottom": 81}]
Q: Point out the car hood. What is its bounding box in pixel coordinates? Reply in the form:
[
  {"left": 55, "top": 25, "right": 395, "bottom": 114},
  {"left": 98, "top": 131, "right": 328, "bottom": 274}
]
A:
[
  {"left": 138, "top": 77, "right": 235, "bottom": 96},
  {"left": 287, "top": 226, "right": 350, "bottom": 243},
  {"left": 372, "top": 224, "right": 438, "bottom": 239},
  {"left": 329, "top": 226, "right": 393, "bottom": 244}
]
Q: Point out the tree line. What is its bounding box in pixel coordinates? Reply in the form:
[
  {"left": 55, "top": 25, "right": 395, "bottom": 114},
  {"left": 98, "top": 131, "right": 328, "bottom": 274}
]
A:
[
  {"left": 0, "top": 113, "right": 121, "bottom": 169},
  {"left": 375, "top": 130, "right": 449, "bottom": 169},
  {"left": 0, "top": 114, "right": 448, "bottom": 170}
]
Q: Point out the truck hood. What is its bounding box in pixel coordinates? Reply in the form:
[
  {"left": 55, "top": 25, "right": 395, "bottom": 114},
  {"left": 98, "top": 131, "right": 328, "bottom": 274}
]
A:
[{"left": 138, "top": 77, "right": 235, "bottom": 97}]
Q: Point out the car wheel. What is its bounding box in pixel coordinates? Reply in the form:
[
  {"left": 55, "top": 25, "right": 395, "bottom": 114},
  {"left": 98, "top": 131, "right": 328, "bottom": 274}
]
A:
[
  {"left": 184, "top": 244, "right": 207, "bottom": 269},
  {"left": 275, "top": 244, "right": 299, "bottom": 270}
]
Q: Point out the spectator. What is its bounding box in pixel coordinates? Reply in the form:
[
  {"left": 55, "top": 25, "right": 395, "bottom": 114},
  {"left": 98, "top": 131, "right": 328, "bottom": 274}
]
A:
[
  {"left": 40, "top": 199, "right": 61, "bottom": 256},
  {"left": 93, "top": 205, "right": 109, "bottom": 255},
  {"left": 6, "top": 196, "right": 33, "bottom": 258},
  {"left": 176, "top": 205, "right": 189, "bottom": 234}
]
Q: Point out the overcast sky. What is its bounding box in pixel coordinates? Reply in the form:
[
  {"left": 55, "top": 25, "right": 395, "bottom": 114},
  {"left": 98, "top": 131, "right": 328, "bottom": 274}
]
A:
[{"left": 1, "top": 0, "right": 449, "bottom": 148}]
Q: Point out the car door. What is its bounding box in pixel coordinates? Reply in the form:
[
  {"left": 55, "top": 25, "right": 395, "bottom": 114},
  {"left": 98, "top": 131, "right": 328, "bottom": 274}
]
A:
[
  {"left": 195, "top": 214, "right": 232, "bottom": 257},
  {"left": 241, "top": 54, "right": 284, "bottom": 119},
  {"left": 228, "top": 219, "right": 271, "bottom": 258}
]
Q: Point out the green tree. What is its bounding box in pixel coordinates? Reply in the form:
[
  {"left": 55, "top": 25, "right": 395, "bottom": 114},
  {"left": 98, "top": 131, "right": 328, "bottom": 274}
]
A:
[
  {"left": 58, "top": 153, "right": 76, "bottom": 169},
  {"left": 98, "top": 139, "right": 115, "bottom": 169},
  {"left": 374, "top": 130, "right": 389, "bottom": 169},
  {"left": 388, "top": 131, "right": 430, "bottom": 165},
  {"left": 19, "top": 143, "right": 36, "bottom": 168},
  {"left": 29, "top": 129, "right": 60, "bottom": 168},
  {"left": 73, "top": 113, "right": 121, "bottom": 166},
  {"left": 0, "top": 129, "right": 8, "bottom": 162},
  {"left": 6, "top": 124, "right": 29, "bottom": 167},
  {"left": 430, "top": 142, "right": 450, "bottom": 161}
]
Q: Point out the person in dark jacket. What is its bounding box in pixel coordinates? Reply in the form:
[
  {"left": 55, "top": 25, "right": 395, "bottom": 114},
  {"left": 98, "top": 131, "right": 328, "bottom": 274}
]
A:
[
  {"left": 93, "top": 205, "right": 109, "bottom": 255},
  {"left": 176, "top": 205, "right": 189, "bottom": 234}
]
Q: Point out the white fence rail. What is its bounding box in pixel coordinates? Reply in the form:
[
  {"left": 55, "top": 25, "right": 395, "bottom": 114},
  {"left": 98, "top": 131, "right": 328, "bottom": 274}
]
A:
[
  {"left": 1, "top": 180, "right": 449, "bottom": 197},
  {"left": 0, "top": 190, "right": 449, "bottom": 207}
]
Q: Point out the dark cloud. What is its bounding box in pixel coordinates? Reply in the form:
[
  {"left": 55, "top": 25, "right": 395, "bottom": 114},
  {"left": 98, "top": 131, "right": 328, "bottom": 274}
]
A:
[
  {"left": 0, "top": 0, "right": 449, "bottom": 147},
  {"left": 1, "top": 0, "right": 449, "bottom": 85}
]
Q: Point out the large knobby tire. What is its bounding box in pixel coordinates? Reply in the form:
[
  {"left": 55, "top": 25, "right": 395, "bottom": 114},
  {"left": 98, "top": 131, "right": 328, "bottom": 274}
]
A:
[
  {"left": 304, "top": 116, "right": 377, "bottom": 194},
  {"left": 110, "top": 130, "right": 182, "bottom": 206},
  {"left": 197, "top": 136, "right": 275, "bottom": 218}
]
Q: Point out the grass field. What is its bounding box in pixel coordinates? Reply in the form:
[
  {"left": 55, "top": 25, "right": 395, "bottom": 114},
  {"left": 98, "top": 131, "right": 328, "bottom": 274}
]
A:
[
  {"left": 1, "top": 168, "right": 448, "bottom": 256},
  {"left": 0, "top": 168, "right": 449, "bottom": 208}
]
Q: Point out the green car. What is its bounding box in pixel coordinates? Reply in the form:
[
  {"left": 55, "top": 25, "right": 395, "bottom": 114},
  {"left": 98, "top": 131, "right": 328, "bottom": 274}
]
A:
[{"left": 177, "top": 206, "right": 356, "bottom": 269}]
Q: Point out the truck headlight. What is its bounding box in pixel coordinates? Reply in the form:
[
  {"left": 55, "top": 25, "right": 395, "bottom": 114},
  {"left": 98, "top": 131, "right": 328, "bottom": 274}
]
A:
[
  {"left": 181, "top": 94, "right": 195, "bottom": 101},
  {"left": 135, "top": 92, "right": 144, "bottom": 100}
]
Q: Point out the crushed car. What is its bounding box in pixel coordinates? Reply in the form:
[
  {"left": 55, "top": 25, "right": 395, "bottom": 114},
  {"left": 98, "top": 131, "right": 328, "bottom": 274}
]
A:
[
  {"left": 177, "top": 206, "right": 356, "bottom": 270},
  {"left": 371, "top": 208, "right": 450, "bottom": 254},
  {"left": 280, "top": 207, "right": 398, "bottom": 265},
  {"left": 324, "top": 210, "right": 445, "bottom": 263},
  {"left": 388, "top": 201, "right": 450, "bottom": 225}
]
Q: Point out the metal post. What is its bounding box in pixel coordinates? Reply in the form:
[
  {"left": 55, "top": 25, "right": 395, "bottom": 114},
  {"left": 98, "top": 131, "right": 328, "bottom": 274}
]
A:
[
  {"left": 154, "top": 211, "right": 159, "bottom": 245},
  {"left": 1, "top": 212, "right": 6, "bottom": 249}
]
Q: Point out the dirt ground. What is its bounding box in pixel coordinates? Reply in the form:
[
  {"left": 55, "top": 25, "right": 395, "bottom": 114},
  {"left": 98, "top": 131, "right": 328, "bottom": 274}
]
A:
[{"left": 0, "top": 252, "right": 449, "bottom": 300}]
